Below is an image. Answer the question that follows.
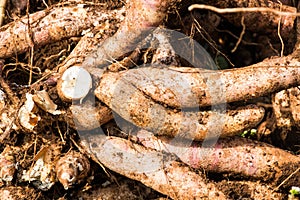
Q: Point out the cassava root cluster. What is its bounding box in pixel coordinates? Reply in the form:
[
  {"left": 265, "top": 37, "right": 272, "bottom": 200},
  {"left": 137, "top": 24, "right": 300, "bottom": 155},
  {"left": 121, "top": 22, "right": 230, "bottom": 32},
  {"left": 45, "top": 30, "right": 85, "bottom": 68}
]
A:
[{"left": 1, "top": 0, "right": 300, "bottom": 199}]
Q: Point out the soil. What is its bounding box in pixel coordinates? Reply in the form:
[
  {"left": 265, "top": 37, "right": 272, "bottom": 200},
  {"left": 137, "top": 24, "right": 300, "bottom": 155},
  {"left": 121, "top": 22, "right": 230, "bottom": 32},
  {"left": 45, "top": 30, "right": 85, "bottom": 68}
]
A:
[{"left": 0, "top": 0, "right": 300, "bottom": 199}]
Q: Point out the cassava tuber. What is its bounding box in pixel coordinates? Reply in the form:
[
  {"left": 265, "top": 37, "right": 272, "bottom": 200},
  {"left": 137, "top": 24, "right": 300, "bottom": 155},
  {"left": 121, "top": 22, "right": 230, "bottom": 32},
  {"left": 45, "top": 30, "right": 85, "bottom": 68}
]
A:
[
  {"left": 0, "top": 5, "right": 124, "bottom": 59},
  {"left": 80, "top": 133, "right": 227, "bottom": 199},
  {"left": 83, "top": 0, "right": 180, "bottom": 71},
  {"left": 97, "top": 66, "right": 300, "bottom": 108},
  {"left": 137, "top": 129, "right": 300, "bottom": 188}
]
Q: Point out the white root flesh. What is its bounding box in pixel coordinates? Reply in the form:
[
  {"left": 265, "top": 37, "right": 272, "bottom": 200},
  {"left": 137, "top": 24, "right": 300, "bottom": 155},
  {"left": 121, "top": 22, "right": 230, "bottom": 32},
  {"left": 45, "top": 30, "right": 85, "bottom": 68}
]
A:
[{"left": 57, "top": 66, "right": 92, "bottom": 102}]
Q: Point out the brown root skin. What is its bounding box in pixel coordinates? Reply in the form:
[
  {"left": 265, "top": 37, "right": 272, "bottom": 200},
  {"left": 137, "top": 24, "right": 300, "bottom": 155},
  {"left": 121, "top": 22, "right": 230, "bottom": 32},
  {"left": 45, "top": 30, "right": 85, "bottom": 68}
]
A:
[
  {"left": 0, "top": 6, "right": 124, "bottom": 59},
  {"left": 137, "top": 129, "right": 300, "bottom": 187},
  {"left": 82, "top": 134, "right": 227, "bottom": 199}
]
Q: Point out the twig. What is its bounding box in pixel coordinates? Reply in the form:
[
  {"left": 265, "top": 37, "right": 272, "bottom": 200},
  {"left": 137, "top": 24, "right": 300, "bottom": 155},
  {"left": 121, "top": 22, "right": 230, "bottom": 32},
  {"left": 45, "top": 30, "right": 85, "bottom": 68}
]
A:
[
  {"left": 273, "top": 167, "right": 300, "bottom": 191},
  {"left": 277, "top": 1, "right": 285, "bottom": 57},
  {"left": 231, "top": 16, "right": 245, "bottom": 53},
  {"left": 0, "top": 63, "right": 19, "bottom": 105},
  {"left": 188, "top": 4, "right": 300, "bottom": 16}
]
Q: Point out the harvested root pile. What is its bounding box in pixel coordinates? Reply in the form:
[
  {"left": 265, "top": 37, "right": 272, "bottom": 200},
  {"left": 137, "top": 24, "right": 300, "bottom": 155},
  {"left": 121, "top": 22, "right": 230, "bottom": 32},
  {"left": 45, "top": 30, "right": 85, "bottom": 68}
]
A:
[{"left": 0, "top": 0, "right": 300, "bottom": 199}]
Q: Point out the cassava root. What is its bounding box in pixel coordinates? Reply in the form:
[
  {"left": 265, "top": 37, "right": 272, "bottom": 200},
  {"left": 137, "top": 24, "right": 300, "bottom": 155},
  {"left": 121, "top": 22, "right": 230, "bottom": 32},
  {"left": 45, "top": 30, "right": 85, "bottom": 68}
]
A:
[
  {"left": 79, "top": 132, "right": 285, "bottom": 199},
  {"left": 96, "top": 66, "right": 300, "bottom": 108},
  {"left": 1, "top": 0, "right": 300, "bottom": 198},
  {"left": 93, "top": 64, "right": 300, "bottom": 140},
  {"left": 136, "top": 129, "right": 300, "bottom": 188},
  {"left": 66, "top": 100, "right": 113, "bottom": 130},
  {"left": 83, "top": 0, "right": 181, "bottom": 71},
  {"left": 0, "top": 5, "right": 125, "bottom": 59},
  {"left": 80, "top": 133, "right": 228, "bottom": 199},
  {"left": 189, "top": 0, "right": 296, "bottom": 40}
]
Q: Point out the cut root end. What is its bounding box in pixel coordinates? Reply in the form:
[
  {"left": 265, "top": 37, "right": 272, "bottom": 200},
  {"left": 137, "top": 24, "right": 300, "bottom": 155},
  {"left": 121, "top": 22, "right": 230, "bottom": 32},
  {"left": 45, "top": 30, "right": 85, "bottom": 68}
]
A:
[{"left": 57, "top": 66, "right": 93, "bottom": 103}]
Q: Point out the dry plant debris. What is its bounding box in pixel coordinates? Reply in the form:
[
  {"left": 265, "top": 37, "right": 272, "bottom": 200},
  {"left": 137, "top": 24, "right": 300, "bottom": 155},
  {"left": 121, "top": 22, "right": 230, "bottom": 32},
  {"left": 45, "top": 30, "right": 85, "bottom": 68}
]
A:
[{"left": 0, "top": 0, "right": 300, "bottom": 199}]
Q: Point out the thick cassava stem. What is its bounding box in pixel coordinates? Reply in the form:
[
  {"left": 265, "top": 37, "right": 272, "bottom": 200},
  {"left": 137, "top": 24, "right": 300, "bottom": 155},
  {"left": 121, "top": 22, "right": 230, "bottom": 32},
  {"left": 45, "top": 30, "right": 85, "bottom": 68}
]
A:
[
  {"left": 96, "top": 65, "right": 300, "bottom": 108},
  {"left": 81, "top": 134, "right": 227, "bottom": 199},
  {"left": 0, "top": 5, "right": 124, "bottom": 59},
  {"left": 83, "top": 0, "right": 180, "bottom": 70},
  {"left": 137, "top": 129, "right": 300, "bottom": 188}
]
